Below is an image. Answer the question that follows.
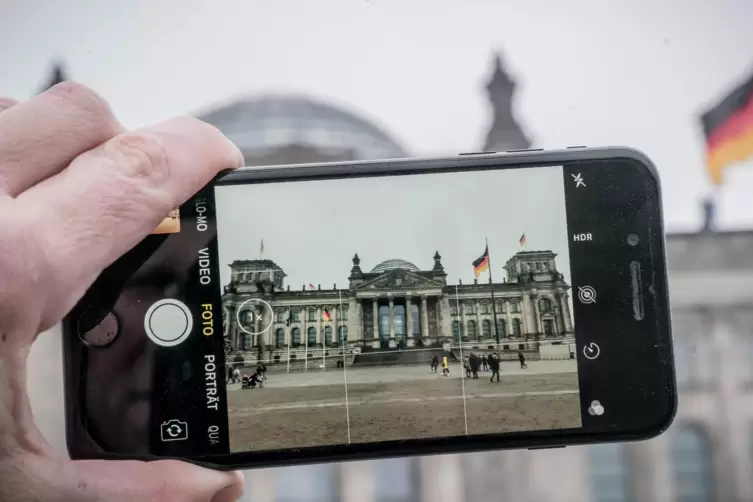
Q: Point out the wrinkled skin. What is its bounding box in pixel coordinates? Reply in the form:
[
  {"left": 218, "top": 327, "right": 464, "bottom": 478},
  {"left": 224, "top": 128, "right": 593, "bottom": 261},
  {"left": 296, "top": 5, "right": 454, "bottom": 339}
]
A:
[{"left": 0, "top": 83, "right": 245, "bottom": 501}]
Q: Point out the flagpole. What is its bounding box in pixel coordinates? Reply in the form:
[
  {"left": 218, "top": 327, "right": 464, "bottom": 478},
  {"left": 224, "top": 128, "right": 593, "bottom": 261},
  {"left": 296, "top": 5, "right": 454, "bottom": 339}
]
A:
[
  {"left": 287, "top": 323, "right": 291, "bottom": 374},
  {"left": 486, "top": 237, "right": 501, "bottom": 351},
  {"left": 304, "top": 323, "right": 308, "bottom": 373}
]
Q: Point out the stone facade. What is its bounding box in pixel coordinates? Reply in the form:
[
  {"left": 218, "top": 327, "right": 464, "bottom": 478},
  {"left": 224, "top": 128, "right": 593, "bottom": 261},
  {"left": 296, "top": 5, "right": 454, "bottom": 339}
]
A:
[{"left": 222, "top": 250, "right": 572, "bottom": 364}]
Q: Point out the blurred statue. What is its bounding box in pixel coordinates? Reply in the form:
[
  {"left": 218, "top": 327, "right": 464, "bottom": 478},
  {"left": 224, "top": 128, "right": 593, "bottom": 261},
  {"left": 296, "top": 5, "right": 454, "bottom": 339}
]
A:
[{"left": 483, "top": 53, "right": 532, "bottom": 152}]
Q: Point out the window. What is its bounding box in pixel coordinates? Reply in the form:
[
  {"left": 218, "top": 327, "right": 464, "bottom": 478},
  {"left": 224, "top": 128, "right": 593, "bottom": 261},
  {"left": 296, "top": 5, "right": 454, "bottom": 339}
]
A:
[
  {"left": 452, "top": 321, "right": 461, "bottom": 342},
  {"left": 275, "top": 328, "right": 285, "bottom": 348},
  {"left": 669, "top": 425, "right": 715, "bottom": 502},
  {"left": 308, "top": 308, "right": 316, "bottom": 322},
  {"left": 324, "top": 326, "right": 333, "bottom": 346},
  {"left": 340, "top": 306, "right": 348, "bottom": 321},
  {"left": 467, "top": 320, "right": 477, "bottom": 339},
  {"left": 542, "top": 261, "right": 549, "bottom": 270},
  {"left": 512, "top": 318, "right": 521, "bottom": 336},
  {"left": 538, "top": 297, "right": 553, "bottom": 313},
  {"left": 498, "top": 319, "right": 506, "bottom": 337},
  {"left": 292, "top": 309, "right": 300, "bottom": 322},
  {"left": 291, "top": 327, "right": 301, "bottom": 347},
  {"left": 374, "top": 458, "right": 418, "bottom": 502},
  {"left": 276, "top": 310, "right": 284, "bottom": 323},
  {"left": 307, "top": 326, "right": 317, "bottom": 346},
  {"left": 510, "top": 300, "right": 520, "bottom": 313},
  {"left": 451, "top": 302, "right": 458, "bottom": 315},
  {"left": 496, "top": 300, "right": 505, "bottom": 313},
  {"left": 338, "top": 326, "right": 348, "bottom": 344},
  {"left": 481, "top": 301, "right": 491, "bottom": 314},
  {"left": 482, "top": 319, "right": 492, "bottom": 338},
  {"left": 465, "top": 302, "right": 475, "bottom": 315},
  {"left": 588, "top": 443, "right": 634, "bottom": 502}
]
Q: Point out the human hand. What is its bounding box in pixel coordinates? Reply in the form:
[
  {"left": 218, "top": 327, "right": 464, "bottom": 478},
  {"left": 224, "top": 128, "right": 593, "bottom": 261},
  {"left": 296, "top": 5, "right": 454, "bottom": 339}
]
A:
[{"left": 0, "top": 83, "right": 245, "bottom": 501}]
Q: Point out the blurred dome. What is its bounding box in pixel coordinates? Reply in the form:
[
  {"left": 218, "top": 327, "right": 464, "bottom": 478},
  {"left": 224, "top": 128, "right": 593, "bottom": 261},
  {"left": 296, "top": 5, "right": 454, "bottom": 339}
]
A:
[
  {"left": 370, "top": 259, "right": 420, "bottom": 274},
  {"left": 197, "top": 95, "right": 408, "bottom": 163}
]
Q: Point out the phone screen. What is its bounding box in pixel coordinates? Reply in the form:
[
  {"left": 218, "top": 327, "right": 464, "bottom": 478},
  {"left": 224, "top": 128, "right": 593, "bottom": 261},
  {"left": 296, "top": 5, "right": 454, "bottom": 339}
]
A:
[{"left": 67, "top": 155, "right": 673, "bottom": 464}]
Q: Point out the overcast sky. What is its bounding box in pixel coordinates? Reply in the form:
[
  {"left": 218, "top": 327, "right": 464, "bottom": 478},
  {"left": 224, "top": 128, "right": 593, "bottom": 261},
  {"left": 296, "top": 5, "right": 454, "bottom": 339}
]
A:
[
  {"left": 215, "top": 166, "right": 569, "bottom": 289},
  {"left": 1, "top": 0, "right": 752, "bottom": 233}
]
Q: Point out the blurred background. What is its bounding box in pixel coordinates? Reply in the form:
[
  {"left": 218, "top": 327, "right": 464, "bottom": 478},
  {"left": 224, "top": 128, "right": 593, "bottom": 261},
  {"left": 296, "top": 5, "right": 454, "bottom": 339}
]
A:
[{"left": 3, "top": 0, "right": 753, "bottom": 500}]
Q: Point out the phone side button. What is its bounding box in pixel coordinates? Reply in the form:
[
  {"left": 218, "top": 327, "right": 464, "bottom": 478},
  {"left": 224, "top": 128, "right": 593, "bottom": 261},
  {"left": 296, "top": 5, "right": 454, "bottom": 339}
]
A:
[
  {"left": 527, "top": 446, "right": 566, "bottom": 450},
  {"left": 459, "top": 151, "right": 496, "bottom": 155},
  {"left": 567, "top": 145, "right": 587, "bottom": 149},
  {"left": 506, "top": 148, "right": 543, "bottom": 153}
]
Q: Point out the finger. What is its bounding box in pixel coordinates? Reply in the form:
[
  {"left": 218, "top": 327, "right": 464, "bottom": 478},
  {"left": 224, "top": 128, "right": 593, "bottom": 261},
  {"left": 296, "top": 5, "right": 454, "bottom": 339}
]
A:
[
  {"left": 0, "top": 97, "right": 18, "bottom": 113},
  {"left": 74, "top": 459, "right": 244, "bottom": 501},
  {"left": 17, "top": 117, "right": 243, "bottom": 328},
  {"left": 0, "top": 81, "right": 123, "bottom": 196}
]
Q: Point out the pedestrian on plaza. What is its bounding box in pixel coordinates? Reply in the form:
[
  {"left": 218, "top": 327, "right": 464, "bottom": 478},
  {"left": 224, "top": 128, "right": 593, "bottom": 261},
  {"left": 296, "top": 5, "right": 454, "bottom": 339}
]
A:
[
  {"left": 482, "top": 354, "right": 488, "bottom": 371},
  {"left": 489, "top": 353, "right": 501, "bottom": 383},
  {"left": 227, "top": 365, "right": 234, "bottom": 383},
  {"left": 430, "top": 355, "right": 439, "bottom": 372},
  {"left": 469, "top": 353, "right": 480, "bottom": 379},
  {"left": 463, "top": 356, "right": 471, "bottom": 378},
  {"left": 442, "top": 356, "right": 450, "bottom": 376},
  {"left": 518, "top": 350, "right": 528, "bottom": 369}
]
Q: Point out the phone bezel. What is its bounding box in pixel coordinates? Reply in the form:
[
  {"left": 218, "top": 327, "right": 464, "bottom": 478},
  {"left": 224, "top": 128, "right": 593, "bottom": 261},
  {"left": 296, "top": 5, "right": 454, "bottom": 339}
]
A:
[{"left": 62, "top": 146, "right": 676, "bottom": 470}]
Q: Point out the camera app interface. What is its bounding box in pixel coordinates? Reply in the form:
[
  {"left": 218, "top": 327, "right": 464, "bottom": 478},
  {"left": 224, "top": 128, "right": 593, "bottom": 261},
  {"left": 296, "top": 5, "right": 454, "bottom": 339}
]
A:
[{"left": 216, "top": 165, "right": 580, "bottom": 453}]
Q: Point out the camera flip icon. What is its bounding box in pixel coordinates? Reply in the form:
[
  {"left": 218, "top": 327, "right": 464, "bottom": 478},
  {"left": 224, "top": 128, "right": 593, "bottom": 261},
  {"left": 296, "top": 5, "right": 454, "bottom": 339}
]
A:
[{"left": 160, "top": 419, "right": 188, "bottom": 442}]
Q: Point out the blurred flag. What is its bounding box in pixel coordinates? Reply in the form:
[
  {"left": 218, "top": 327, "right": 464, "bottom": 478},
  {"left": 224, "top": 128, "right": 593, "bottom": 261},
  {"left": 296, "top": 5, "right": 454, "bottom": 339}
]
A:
[
  {"left": 286, "top": 310, "right": 294, "bottom": 326},
  {"left": 700, "top": 69, "right": 753, "bottom": 185},
  {"left": 308, "top": 283, "right": 316, "bottom": 290},
  {"left": 519, "top": 234, "right": 526, "bottom": 249},
  {"left": 323, "top": 308, "right": 331, "bottom": 321},
  {"left": 260, "top": 239, "right": 265, "bottom": 259},
  {"left": 472, "top": 246, "right": 490, "bottom": 278}
]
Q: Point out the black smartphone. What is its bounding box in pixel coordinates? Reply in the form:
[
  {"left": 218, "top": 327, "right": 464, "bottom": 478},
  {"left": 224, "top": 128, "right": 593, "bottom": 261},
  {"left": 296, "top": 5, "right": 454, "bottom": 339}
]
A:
[{"left": 62, "top": 146, "right": 676, "bottom": 469}]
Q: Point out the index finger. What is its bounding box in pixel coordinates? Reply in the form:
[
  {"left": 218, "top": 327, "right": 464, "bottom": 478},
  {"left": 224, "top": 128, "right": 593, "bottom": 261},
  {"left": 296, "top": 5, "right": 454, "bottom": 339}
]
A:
[{"left": 17, "top": 117, "right": 243, "bottom": 324}]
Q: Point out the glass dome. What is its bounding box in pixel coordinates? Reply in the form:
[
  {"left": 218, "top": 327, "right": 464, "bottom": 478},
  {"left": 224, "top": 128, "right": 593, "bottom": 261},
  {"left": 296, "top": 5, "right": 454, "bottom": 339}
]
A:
[
  {"left": 370, "top": 259, "right": 420, "bottom": 274},
  {"left": 198, "top": 95, "right": 408, "bottom": 161}
]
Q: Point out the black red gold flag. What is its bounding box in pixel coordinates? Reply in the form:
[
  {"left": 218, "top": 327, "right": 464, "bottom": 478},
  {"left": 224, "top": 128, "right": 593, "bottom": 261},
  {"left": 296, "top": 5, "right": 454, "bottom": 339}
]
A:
[
  {"left": 472, "top": 246, "right": 490, "bottom": 278},
  {"left": 322, "top": 308, "right": 331, "bottom": 321},
  {"left": 519, "top": 233, "right": 526, "bottom": 249},
  {"left": 700, "top": 70, "right": 753, "bottom": 185}
]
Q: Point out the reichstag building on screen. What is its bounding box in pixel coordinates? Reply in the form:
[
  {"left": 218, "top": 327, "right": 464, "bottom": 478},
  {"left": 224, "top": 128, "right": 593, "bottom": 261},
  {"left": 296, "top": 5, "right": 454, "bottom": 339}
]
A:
[{"left": 222, "top": 250, "right": 573, "bottom": 359}]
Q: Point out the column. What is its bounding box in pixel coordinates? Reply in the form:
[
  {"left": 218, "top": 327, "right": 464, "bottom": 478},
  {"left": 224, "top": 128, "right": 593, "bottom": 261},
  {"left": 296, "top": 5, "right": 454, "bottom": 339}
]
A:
[
  {"left": 317, "top": 306, "right": 323, "bottom": 345},
  {"left": 406, "top": 294, "right": 414, "bottom": 345},
  {"left": 560, "top": 292, "right": 573, "bottom": 332},
  {"left": 474, "top": 300, "right": 481, "bottom": 340},
  {"left": 521, "top": 294, "right": 531, "bottom": 334},
  {"left": 532, "top": 296, "right": 542, "bottom": 334},
  {"left": 388, "top": 295, "right": 395, "bottom": 346},
  {"left": 504, "top": 300, "right": 513, "bottom": 339},
  {"left": 372, "top": 298, "right": 379, "bottom": 341},
  {"left": 459, "top": 300, "right": 467, "bottom": 342},
  {"left": 333, "top": 304, "right": 339, "bottom": 345},
  {"left": 421, "top": 295, "right": 429, "bottom": 340}
]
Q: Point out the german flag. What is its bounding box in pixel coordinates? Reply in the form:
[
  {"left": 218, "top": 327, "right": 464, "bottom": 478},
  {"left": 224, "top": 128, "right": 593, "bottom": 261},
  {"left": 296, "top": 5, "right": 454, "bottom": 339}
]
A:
[
  {"left": 519, "top": 233, "right": 526, "bottom": 249},
  {"left": 472, "top": 246, "right": 490, "bottom": 278},
  {"left": 322, "top": 308, "right": 331, "bottom": 321},
  {"left": 701, "top": 70, "right": 753, "bottom": 185}
]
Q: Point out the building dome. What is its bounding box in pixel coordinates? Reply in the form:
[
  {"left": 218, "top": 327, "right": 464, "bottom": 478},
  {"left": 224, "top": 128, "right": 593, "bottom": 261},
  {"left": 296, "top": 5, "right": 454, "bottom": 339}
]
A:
[
  {"left": 197, "top": 95, "right": 408, "bottom": 162},
  {"left": 370, "top": 259, "right": 420, "bottom": 274}
]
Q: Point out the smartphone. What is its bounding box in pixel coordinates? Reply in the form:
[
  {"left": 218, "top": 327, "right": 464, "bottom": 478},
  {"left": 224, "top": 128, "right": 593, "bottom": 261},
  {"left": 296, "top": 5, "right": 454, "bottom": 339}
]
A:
[{"left": 62, "top": 146, "right": 676, "bottom": 469}]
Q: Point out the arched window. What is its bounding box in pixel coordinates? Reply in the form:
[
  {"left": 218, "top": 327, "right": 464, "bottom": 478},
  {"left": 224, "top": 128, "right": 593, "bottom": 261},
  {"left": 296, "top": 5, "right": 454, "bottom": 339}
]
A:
[
  {"left": 482, "top": 319, "right": 492, "bottom": 338},
  {"left": 452, "top": 321, "right": 461, "bottom": 342},
  {"left": 481, "top": 301, "right": 491, "bottom": 314},
  {"left": 324, "top": 326, "right": 333, "bottom": 346},
  {"left": 538, "top": 297, "right": 553, "bottom": 313},
  {"left": 275, "top": 328, "right": 285, "bottom": 348},
  {"left": 339, "top": 326, "right": 348, "bottom": 343},
  {"left": 276, "top": 310, "right": 284, "bottom": 323},
  {"left": 307, "top": 326, "right": 317, "bottom": 346},
  {"left": 512, "top": 318, "right": 522, "bottom": 336},
  {"left": 669, "top": 425, "right": 715, "bottom": 502},
  {"left": 467, "top": 320, "right": 477, "bottom": 339},
  {"left": 589, "top": 443, "right": 634, "bottom": 502},
  {"left": 498, "top": 319, "right": 506, "bottom": 337},
  {"left": 291, "top": 327, "right": 301, "bottom": 347}
]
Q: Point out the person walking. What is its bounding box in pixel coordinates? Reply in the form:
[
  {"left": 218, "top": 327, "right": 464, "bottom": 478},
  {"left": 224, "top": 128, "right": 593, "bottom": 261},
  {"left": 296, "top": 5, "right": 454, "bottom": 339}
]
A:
[
  {"left": 518, "top": 350, "right": 528, "bottom": 369},
  {"left": 489, "top": 353, "right": 501, "bottom": 383}
]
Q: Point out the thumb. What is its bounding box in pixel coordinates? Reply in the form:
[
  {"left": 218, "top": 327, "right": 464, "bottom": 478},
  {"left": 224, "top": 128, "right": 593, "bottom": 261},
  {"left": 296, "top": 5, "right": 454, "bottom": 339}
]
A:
[{"left": 149, "top": 461, "right": 245, "bottom": 502}]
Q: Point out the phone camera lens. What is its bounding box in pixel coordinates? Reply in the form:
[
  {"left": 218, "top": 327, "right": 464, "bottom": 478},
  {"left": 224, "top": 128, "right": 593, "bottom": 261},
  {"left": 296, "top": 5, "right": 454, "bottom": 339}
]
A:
[{"left": 626, "top": 233, "right": 640, "bottom": 246}]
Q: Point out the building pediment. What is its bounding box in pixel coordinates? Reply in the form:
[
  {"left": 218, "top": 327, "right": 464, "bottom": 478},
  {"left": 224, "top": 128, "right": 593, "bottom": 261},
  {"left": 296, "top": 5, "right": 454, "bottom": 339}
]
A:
[{"left": 354, "top": 269, "right": 444, "bottom": 291}]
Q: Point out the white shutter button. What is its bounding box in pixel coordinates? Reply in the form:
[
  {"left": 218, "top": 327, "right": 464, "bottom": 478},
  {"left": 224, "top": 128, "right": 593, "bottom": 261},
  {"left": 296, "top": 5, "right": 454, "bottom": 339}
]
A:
[{"left": 144, "top": 299, "right": 193, "bottom": 347}]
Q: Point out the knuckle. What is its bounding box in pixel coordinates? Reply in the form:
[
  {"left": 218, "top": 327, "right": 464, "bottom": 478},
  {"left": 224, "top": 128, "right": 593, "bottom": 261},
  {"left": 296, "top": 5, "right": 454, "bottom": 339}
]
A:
[
  {"left": 105, "top": 130, "right": 172, "bottom": 185},
  {"left": 46, "top": 81, "right": 118, "bottom": 135}
]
